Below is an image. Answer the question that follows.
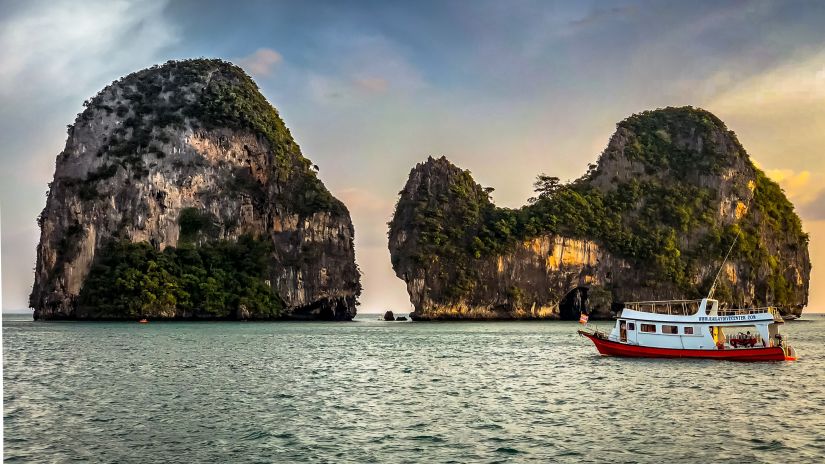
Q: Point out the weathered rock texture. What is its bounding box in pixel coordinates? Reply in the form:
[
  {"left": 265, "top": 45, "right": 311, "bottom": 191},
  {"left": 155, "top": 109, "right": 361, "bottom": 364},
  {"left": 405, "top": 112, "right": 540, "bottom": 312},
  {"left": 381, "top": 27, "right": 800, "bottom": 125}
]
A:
[
  {"left": 389, "top": 107, "right": 810, "bottom": 320},
  {"left": 31, "top": 59, "right": 360, "bottom": 320}
]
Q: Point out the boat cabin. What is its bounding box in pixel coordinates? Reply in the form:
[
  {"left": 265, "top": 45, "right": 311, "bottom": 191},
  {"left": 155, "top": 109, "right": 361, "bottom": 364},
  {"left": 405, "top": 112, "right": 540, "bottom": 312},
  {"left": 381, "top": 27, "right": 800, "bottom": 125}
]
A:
[{"left": 608, "top": 298, "right": 788, "bottom": 351}]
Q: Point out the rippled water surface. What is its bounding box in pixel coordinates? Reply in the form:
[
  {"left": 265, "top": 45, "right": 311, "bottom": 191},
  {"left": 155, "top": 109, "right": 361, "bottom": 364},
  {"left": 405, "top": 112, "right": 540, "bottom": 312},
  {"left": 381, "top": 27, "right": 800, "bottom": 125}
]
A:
[{"left": 4, "top": 313, "right": 825, "bottom": 463}]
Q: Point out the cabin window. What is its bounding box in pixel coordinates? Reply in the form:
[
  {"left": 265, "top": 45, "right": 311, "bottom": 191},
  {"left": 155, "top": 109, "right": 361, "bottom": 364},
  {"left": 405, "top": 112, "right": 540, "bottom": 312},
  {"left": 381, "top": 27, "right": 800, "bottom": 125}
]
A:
[
  {"left": 628, "top": 323, "right": 635, "bottom": 331},
  {"left": 662, "top": 325, "right": 678, "bottom": 334},
  {"left": 640, "top": 324, "right": 656, "bottom": 333},
  {"left": 683, "top": 326, "right": 694, "bottom": 335}
]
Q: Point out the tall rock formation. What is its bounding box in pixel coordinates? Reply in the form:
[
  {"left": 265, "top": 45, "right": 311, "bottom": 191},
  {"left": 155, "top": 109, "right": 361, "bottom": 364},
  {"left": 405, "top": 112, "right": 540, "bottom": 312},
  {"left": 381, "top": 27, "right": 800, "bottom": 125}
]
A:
[
  {"left": 31, "top": 59, "right": 360, "bottom": 320},
  {"left": 389, "top": 107, "right": 810, "bottom": 320}
]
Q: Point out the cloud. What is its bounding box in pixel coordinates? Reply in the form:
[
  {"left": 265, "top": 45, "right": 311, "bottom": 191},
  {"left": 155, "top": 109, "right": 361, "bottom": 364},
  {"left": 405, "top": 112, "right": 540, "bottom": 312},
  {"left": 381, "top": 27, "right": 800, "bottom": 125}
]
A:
[
  {"left": 0, "top": 0, "right": 177, "bottom": 101},
  {"left": 0, "top": 0, "right": 178, "bottom": 165},
  {"left": 308, "top": 74, "right": 393, "bottom": 104},
  {"left": 701, "top": 49, "right": 825, "bottom": 224},
  {"left": 763, "top": 169, "right": 818, "bottom": 203},
  {"left": 800, "top": 189, "right": 825, "bottom": 220},
  {"left": 709, "top": 50, "right": 825, "bottom": 114},
  {"left": 235, "top": 48, "right": 283, "bottom": 76},
  {"left": 0, "top": 0, "right": 177, "bottom": 310},
  {"left": 567, "top": 5, "right": 637, "bottom": 28},
  {"left": 758, "top": 168, "right": 825, "bottom": 222},
  {"left": 306, "top": 73, "right": 345, "bottom": 102},
  {"left": 305, "top": 35, "right": 424, "bottom": 105},
  {"left": 354, "top": 77, "right": 389, "bottom": 94}
]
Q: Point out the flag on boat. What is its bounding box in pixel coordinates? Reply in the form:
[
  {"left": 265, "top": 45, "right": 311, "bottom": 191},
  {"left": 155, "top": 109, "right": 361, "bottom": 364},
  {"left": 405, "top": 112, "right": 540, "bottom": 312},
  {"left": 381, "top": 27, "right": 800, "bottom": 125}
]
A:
[{"left": 579, "top": 313, "right": 589, "bottom": 324}]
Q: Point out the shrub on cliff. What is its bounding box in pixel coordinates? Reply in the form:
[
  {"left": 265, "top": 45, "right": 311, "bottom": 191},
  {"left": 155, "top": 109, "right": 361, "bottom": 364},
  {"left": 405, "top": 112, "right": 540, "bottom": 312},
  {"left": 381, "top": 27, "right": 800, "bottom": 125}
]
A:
[{"left": 77, "top": 236, "right": 284, "bottom": 319}]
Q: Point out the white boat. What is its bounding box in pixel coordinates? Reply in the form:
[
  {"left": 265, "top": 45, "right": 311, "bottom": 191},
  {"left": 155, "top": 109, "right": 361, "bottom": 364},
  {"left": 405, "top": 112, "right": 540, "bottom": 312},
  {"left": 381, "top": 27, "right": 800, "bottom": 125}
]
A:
[{"left": 579, "top": 298, "right": 797, "bottom": 361}]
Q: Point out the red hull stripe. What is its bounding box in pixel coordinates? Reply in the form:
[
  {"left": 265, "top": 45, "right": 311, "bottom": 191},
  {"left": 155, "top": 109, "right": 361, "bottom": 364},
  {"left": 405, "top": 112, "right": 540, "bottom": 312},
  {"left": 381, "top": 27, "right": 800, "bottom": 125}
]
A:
[{"left": 578, "top": 331, "right": 791, "bottom": 362}]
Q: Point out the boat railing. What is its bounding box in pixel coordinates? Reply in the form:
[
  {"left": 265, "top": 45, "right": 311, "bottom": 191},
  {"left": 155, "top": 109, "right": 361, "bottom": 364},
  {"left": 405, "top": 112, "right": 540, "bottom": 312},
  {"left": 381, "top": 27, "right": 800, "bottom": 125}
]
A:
[
  {"left": 623, "top": 299, "right": 703, "bottom": 316},
  {"left": 624, "top": 300, "right": 781, "bottom": 320},
  {"left": 718, "top": 307, "right": 782, "bottom": 320}
]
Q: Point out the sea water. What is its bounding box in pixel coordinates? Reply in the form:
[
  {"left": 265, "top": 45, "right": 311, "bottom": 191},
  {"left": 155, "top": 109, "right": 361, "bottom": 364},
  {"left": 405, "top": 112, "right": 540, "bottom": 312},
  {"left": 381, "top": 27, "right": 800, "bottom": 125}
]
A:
[{"left": 4, "top": 313, "right": 825, "bottom": 463}]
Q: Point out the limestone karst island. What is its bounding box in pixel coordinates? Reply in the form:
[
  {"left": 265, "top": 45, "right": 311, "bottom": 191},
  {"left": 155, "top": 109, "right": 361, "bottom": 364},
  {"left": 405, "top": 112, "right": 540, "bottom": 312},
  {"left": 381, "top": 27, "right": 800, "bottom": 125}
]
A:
[
  {"left": 30, "top": 59, "right": 360, "bottom": 320},
  {"left": 29, "top": 61, "right": 809, "bottom": 322},
  {"left": 388, "top": 108, "right": 810, "bottom": 321}
]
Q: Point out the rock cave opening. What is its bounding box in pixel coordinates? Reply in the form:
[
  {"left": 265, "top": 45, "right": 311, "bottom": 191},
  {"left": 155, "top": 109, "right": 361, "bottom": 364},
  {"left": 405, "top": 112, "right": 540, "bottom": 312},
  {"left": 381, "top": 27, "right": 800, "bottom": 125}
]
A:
[{"left": 559, "top": 286, "right": 589, "bottom": 320}]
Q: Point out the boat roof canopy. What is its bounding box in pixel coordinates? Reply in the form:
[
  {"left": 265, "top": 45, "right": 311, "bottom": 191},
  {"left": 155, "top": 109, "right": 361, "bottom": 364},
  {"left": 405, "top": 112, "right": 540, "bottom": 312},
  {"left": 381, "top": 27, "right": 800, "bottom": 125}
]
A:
[
  {"left": 622, "top": 298, "right": 782, "bottom": 321},
  {"left": 623, "top": 299, "right": 712, "bottom": 316}
]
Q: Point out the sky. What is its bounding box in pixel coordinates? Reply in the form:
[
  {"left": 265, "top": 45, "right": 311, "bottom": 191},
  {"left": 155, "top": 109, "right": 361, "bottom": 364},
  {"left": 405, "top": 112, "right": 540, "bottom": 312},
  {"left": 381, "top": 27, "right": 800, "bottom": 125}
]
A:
[{"left": 2, "top": 0, "right": 825, "bottom": 314}]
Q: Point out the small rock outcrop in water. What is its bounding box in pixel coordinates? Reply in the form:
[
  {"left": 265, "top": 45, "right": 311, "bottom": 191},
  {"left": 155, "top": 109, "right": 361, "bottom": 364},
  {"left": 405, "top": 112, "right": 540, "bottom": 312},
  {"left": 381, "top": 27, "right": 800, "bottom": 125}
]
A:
[
  {"left": 30, "top": 59, "right": 361, "bottom": 320},
  {"left": 383, "top": 311, "right": 395, "bottom": 321},
  {"left": 388, "top": 107, "right": 810, "bottom": 320},
  {"left": 395, "top": 316, "right": 408, "bottom": 321}
]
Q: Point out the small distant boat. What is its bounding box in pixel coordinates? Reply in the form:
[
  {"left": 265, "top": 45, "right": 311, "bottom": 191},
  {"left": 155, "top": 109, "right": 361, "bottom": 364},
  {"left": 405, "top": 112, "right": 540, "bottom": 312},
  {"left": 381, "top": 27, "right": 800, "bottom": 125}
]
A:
[
  {"left": 579, "top": 298, "right": 796, "bottom": 361},
  {"left": 138, "top": 319, "right": 149, "bottom": 323}
]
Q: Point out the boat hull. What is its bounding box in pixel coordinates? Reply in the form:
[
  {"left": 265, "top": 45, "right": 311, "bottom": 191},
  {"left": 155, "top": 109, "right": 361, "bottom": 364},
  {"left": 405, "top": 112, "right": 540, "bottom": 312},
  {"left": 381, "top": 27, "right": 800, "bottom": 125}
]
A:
[{"left": 578, "top": 331, "right": 794, "bottom": 361}]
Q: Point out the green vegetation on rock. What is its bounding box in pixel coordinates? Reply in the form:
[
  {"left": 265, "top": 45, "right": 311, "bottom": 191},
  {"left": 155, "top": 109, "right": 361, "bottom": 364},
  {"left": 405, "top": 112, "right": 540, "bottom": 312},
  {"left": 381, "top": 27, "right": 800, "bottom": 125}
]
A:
[
  {"left": 616, "top": 107, "right": 733, "bottom": 175},
  {"left": 81, "top": 59, "right": 341, "bottom": 216},
  {"left": 77, "top": 236, "right": 284, "bottom": 319}
]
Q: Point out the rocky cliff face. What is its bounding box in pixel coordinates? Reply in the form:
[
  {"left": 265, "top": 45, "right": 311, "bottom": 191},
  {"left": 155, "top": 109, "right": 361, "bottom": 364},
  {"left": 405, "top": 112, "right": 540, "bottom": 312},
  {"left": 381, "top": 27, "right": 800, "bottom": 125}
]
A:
[
  {"left": 31, "top": 59, "right": 360, "bottom": 320},
  {"left": 389, "top": 107, "right": 810, "bottom": 320}
]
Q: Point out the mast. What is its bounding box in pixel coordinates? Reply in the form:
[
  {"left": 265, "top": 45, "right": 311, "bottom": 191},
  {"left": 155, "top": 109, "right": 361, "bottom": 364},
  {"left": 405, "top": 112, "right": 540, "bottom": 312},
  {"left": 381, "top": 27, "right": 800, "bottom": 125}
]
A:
[
  {"left": 707, "top": 232, "right": 738, "bottom": 300},
  {"left": 707, "top": 199, "right": 751, "bottom": 300}
]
